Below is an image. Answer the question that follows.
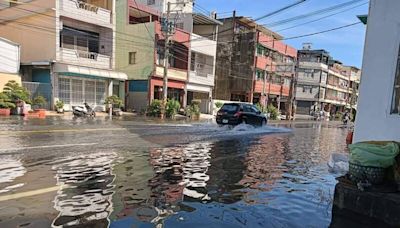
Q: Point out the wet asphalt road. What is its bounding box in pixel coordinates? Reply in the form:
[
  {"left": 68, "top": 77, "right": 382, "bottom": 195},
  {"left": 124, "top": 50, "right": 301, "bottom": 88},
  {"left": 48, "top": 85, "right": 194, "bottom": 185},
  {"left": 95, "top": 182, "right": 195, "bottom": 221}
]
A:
[{"left": 0, "top": 116, "right": 350, "bottom": 228}]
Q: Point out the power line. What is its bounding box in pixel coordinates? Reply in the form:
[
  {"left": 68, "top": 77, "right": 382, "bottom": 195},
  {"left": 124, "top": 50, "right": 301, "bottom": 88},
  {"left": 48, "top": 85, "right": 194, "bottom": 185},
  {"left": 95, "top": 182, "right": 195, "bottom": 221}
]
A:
[
  {"left": 263, "top": 0, "right": 364, "bottom": 27},
  {"left": 254, "top": 0, "right": 307, "bottom": 21},
  {"left": 282, "top": 21, "right": 362, "bottom": 41},
  {"left": 276, "top": 1, "right": 368, "bottom": 32}
]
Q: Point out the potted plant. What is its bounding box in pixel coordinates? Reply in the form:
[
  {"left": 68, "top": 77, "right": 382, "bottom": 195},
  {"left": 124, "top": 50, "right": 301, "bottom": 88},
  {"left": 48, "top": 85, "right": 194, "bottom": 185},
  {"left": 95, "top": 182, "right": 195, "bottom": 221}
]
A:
[
  {"left": 2, "top": 80, "right": 31, "bottom": 115},
  {"left": 32, "top": 95, "right": 47, "bottom": 118},
  {"left": 186, "top": 100, "right": 201, "bottom": 120},
  {"left": 55, "top": 100, "right": 64, "bottom": 113},
  {"left": 147, "top": 99, "right": 162, "bottom": 117},
  {"left": 166, "top": 99, "right": 181, "bottom": 119},
  {"left": 104, "top": 95, "right": 123, "bottom": 116},
  {"left": 0, "top": 92, "right": 16, "bottom": 116}
]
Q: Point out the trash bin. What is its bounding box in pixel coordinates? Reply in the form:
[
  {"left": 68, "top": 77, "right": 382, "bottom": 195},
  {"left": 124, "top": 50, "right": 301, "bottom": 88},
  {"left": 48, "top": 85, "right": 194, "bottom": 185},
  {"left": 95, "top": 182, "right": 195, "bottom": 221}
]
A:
[{"left": 349, "top": 142, "right": 400, "bottom": 184}]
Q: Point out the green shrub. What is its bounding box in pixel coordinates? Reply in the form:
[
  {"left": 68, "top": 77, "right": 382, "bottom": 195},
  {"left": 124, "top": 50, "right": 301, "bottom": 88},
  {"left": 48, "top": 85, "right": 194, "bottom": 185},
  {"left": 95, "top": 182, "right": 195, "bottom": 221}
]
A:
[
  {"left": 215, "top": 101, "right": 223, "bottom": 109},
  {"left": 3, "top": 80, "right": 30, "bottom": 104},
  {"left": 267, "top": 104, "right": 279, "bottom": 120},
  {"left": 32, "top": 95, "right": 47, "bottom": 109},
  {"left": 255, "top": 102, "right": 267, "bottom": 113},
  {"left": 148, "top": 99, "right": 162, "bottom": 117},
  {"left": 105, "top": 95, "right": 123, "bottom": 108},
  {"left": 186, "top": 100, "right": 201, "bottom": 119},
  {"left": 166, "top": 99, "right": 180, "bottom": 118},
  {"left": 0, "top": 92, "right": 16, "bottom": 109},
  {"left": 55, "top": 100, "right": 64, "bottom": 110}
]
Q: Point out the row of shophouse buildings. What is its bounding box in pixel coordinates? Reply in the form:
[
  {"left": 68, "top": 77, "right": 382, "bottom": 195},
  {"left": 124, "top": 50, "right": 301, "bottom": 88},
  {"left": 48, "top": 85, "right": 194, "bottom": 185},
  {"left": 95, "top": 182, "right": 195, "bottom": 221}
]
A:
[{"left": 0, "top": 0, "right": 361, "bottom": 116}]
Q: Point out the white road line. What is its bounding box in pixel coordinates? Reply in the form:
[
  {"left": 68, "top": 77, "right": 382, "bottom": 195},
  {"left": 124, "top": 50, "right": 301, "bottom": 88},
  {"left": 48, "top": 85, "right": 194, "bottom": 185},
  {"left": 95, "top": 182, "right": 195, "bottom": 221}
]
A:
[
  {"left": 0, "top": 143, "right": 98, "bottom": 152},
  {"left": 0, "top": 185, "right": 67, "bottom": 202}
]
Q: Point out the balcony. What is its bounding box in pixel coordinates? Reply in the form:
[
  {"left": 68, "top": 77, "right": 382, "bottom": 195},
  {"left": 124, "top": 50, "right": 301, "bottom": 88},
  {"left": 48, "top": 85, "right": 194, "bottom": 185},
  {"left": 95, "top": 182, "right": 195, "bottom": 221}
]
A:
[
  {"left": 254, "top": 81, "right": 290, "bottom": 96},
  {"left": 189, "top": 71, "right": 214, "bottom": 86},
  {"left": 155, "top": 66, "right": 187, "bottom": 81},
  {"left": 299, "top": 61, "right": 328, "bottom": 70},
  {"left": 190, "top": 34, "right": 217, "bottom": 57},
  {"left": 59, "top": 0, "right": 112, "bottom": 27},
  {"left": 60, "top": 48, "right": 111, "bottom": 69},
  {"left": 255, "top": 56, "right": 273, "bottom": 70}
]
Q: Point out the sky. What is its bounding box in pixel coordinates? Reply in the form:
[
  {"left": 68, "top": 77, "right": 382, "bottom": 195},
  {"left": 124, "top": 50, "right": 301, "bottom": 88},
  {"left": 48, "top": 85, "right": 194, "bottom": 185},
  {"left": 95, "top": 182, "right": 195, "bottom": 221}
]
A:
[{"left": 195, "top": 0, "right": 369, "bottom": 68}]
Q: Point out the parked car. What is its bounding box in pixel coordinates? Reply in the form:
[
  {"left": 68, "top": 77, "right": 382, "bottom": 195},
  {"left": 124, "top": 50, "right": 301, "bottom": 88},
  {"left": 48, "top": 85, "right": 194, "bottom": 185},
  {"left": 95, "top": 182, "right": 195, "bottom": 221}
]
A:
[{"left": 216, "top": 103, "right": 267, "bottom": 126}]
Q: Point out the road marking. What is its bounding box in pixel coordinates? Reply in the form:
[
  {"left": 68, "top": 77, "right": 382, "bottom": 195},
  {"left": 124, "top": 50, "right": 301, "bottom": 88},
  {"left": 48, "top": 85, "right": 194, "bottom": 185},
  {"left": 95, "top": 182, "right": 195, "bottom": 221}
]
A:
[
  {"left": 0, "top": 185, "right": 66, "bottom": 202},
  {"left": 0, "top": 128, "right": 126, "bottom": 135},
  {"left": 0, "top": 143, "right": 98, "bottom": 152}
]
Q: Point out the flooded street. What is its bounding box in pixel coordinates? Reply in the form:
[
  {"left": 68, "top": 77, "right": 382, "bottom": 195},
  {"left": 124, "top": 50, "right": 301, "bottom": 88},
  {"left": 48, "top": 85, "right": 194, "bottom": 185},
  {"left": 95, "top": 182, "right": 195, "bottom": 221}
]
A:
[{"left": 0, "top": 116, "right": 349, "bottom": 228}]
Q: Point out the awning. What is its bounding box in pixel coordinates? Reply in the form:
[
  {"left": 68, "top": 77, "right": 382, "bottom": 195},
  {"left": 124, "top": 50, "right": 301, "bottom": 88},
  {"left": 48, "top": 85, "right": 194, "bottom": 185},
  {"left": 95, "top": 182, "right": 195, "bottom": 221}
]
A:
[
  {"left": 357, "top": 15, "right": 368, "bottom": 25},
  {"left": 54, "top": 63, "right": 128, "bottom": 81}
]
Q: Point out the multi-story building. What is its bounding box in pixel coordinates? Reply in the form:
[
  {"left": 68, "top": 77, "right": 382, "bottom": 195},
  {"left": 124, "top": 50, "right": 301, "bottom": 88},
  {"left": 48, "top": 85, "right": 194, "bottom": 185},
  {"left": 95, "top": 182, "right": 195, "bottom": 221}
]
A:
[
  {"left": 295, "top": 46, "right": 360, "bottom": 116},
  {"left": 117, "top": 0, "right": 220, "bottom": 113},
  {"left": 0, "top": 0, "right": 127, "bottom": 110},
  {"left": 0, "top": 37, "right": 21, "bottom": 91},
  {"left": 342, "top": 65, "right": 361, "bottom": 109},
  {"left": 214, "top": 16, "right": 297, "bottom": 113}
]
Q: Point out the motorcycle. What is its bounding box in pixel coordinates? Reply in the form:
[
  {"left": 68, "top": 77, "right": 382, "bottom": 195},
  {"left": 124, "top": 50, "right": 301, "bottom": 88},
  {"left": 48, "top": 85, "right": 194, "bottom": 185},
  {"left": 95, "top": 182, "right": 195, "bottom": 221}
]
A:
[{"left": 72, "top": 103, "right": 96, "bottom": 118}]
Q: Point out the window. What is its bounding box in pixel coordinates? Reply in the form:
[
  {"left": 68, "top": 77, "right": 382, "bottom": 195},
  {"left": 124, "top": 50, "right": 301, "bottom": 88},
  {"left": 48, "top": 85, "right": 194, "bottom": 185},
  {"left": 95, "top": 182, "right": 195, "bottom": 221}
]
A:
[
  {"left": 147, "top": 0, "right": 155, "bottom": 5},
  {"left": 176, "top": 22, "right": 184, "bottom": 30},
  {"left": 243, "top": 105, "right": 253, "bottom": 113},
  {"left": 256, "top": 70, "right": 264, "bottom": 81},
  {"left": 58, "top": 78, "right": 71, "bottom": 104},
  {"left": 392, "top": 45, "right": 400, "bottom": 113},
  {"left": 190, "top": 52, "right": 195, "bottom": 71},
  {"left": 129, "top": 52, "right": 136, "bottom": 64},
  {"left": 257, "top": 45, "right": 264, "bottom": 56},
  {"left": 60, "top": 26, "right": 99, "bottom": 53},
  {"left": 96, "top": 81, "right": 106, "bottom": 105},
  {"left": 71, "top": 79, "right": 83, "bottom": 104}
]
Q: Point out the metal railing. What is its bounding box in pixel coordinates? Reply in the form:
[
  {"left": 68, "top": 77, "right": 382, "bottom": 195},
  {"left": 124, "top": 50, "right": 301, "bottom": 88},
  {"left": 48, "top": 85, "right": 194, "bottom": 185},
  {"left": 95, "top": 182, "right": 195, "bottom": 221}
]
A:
[
  {"left": 76, "top": 1, "right": 99, "bottom": 13},
  {"left": 76, "top": 50, "right": 99, "bottom": 60},
  {"left": 22, "top": 82, "right": 52, "bottom": 110}
]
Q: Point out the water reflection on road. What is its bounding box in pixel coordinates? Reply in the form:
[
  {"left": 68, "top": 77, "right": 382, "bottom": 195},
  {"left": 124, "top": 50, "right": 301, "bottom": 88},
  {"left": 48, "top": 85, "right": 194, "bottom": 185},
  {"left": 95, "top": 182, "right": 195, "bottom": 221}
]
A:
[
  {"left": 0, "top": 119, "right": 348, "bottom": 228},
  {"left": 52, "top": 151, "right": 117, "bottom": 227}
]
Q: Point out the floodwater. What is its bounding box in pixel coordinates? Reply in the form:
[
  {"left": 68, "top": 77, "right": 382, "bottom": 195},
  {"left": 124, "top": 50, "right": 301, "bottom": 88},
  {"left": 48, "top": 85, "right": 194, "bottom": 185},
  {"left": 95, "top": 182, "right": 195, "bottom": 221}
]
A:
[{"left": 0, "top": 116, "right": 349, "bottom": 228}]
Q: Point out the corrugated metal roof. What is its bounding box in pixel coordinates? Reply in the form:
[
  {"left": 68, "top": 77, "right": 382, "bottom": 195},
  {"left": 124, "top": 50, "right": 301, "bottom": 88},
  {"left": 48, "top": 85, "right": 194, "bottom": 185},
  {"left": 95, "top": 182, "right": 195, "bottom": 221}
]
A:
[{"left": 193, "top": 13, "right": 222, "bottom": 25}]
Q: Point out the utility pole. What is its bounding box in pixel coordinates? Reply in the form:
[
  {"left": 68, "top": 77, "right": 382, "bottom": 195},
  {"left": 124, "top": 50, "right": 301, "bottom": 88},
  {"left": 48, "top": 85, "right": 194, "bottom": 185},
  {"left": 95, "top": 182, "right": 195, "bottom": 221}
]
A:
[
  {"left": 287, "top": 61, "right": 298, "bottom": 120},
  {"left": 161, "top": 1, "right": 172, "bottom": 119}
]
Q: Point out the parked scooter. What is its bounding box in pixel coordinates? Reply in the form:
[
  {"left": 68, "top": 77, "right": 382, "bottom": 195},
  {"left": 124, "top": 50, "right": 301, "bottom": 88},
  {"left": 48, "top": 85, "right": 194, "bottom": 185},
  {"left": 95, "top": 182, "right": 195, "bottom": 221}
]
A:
[{"left": 72, "top": 103, "right": 96, "bottom": 118}]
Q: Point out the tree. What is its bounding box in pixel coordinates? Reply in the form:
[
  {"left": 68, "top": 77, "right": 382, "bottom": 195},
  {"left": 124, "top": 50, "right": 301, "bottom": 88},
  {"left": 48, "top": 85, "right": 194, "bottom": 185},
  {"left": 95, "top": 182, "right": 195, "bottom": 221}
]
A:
[
  {"left": 0, "top": 92, "right": 16, "bottom": 109},
  {"left": 2, "top": 80, "right": 30, "bottom": 104}
]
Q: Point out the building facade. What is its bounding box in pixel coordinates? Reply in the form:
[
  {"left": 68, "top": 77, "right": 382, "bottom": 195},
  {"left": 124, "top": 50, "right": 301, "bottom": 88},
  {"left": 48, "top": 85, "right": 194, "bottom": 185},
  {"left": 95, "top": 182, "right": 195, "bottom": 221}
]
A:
[
  {"left": 354, "top": 0, "right": 400, "bottom": 142},
  {"left": 0, "top": 0, "right": 127, "bottom": 110},
  {"left": 214, "top": 16, "right": 297, "bottom": 113},
  {"left": 117, "top": 0, "right": 220, "bottom": 113},
  {"left": 295, "top": 47, "right": 360, "bottom": 116},
  {"left": 0, "top": 37, "right": 21, "bottom": 91}
]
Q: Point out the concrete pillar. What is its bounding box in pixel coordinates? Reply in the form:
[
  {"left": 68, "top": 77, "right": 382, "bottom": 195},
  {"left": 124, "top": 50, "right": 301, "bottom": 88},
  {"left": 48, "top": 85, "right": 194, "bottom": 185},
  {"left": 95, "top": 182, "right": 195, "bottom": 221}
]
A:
[
  {"left": 208, "top": 88, "right": 213, "bottom": 114},
  {"left": 108, "top": 79, "right": 113, "bottom": 96},
  {"left": 183, "top": 84, "right": 188, "bottom": 108},
  {"left": 50, "top": 64, "right": 57, "bottom": 111}
]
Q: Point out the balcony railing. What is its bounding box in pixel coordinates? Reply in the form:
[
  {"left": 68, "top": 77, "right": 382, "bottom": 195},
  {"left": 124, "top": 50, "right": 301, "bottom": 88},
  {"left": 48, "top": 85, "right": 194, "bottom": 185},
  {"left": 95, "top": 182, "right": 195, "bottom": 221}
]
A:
[
  {"left": 60, "top": 0, "right": 112, "bottom": 25},
  {"left": 155, "top": 66, "right": 187, "bottom": 81},
  {"left": 77, "top": 1, "right": 99, "bottom": 13},
  {"left": 60, "top": 48, "right": 111, "bottom": 69}
]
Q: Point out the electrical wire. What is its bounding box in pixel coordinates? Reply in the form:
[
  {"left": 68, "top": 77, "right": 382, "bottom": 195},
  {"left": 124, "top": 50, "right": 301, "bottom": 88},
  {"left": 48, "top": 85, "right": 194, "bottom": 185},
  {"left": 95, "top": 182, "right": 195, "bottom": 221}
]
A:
[
  {"left": 263, "top": 0, "right": 364, "bottom": 27},
  {"left": 276, "top": 1, "right": 368, "bottom": 32}
]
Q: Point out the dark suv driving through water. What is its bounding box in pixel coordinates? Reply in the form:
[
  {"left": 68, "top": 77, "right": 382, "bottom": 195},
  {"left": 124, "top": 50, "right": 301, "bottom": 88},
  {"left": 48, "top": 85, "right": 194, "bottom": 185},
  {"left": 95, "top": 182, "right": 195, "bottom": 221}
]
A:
[{"left": 216, "top": 103, "right": 267, "bottom": 126}]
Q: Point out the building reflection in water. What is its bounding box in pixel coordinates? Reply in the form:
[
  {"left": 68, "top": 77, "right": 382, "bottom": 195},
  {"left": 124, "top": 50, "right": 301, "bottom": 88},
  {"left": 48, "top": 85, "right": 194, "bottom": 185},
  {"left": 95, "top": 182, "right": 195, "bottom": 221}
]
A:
[
  {"left": 51, "top": 151, "right": 117, "bottom": 228},
  {"left": 0, "top": 156, "right": 26, "bottom": 194}
]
